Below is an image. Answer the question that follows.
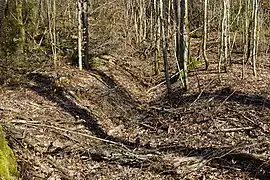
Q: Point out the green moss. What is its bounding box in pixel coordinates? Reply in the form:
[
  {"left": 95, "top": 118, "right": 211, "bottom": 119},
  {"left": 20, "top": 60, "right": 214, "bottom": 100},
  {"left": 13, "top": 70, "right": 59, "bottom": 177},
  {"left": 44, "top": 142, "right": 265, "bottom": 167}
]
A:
[
  {"left": 0, "top": 126, "right": 18, "bottom": 180},
  {"left": 179, "top": 57, "right": 202, "bottom": 78},
  {"left": 190, "top": 33, "right": 202, "bottom": 39},
  {"left": 188, "top": 56, "right": 202, "bottom": 71},
  {"left": 91, "top": 57, "right": 106, "bottom": 68}
]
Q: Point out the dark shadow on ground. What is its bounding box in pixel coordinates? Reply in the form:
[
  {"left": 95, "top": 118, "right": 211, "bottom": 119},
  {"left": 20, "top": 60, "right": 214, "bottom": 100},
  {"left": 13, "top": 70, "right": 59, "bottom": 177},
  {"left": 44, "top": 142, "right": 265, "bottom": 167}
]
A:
[
  {"left": 152, "top": 85, "right": 270, "bottom": 110},
  {"left": 156, "top": 144, "right": 270, "bottom": 180},
  {"left": 146, "top": 86, "right": 270, "bottom": 179},
  {"left": 25, "top": 71, "right": 137, "bottom": 148},
  {"left": 8, "top": 71, "right": 270, "bottom": 179},
  {"left": 90, "top": 68, "right": 139, "bottom": 105}
]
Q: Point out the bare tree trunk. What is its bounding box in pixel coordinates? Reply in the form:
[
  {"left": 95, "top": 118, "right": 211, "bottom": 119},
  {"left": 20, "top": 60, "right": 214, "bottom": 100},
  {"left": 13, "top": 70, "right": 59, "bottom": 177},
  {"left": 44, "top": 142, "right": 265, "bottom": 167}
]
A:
[
  {"left": 224, "top": 0, "right": 229, "bottom": 72},
  {"left": 202, "top": 0, "right": 209, "bottom": 70},
  {"left": 177, "top": 0, "right": 189, "bottom": 90},
  {"left": 243, "top": 0, "right": 250, "bottom": 78},
  {"left": 182, "top": 0, "right": 189, "bottom": 90},
  {"left": 0, "top": 0, "right": 6, "bottom": 37},
  {"left": 16, "top": 0, "right": 25, "bottom": 53},
  {"left": 47, "top": 0, "right": 57, "bottom": 67},
  {"left": 218, "top": 0, "right": 225, "bottom": 78},
  {"left": 78, "top": 0, "right": 83, "bottom": 70},
  {"left": 252, "top": 0, "right": 258, "bottom": 77},
  {"left": 244, "top": 0, "right": 251, "bottom": 66},
  {"left": 83, "top": 0, "right": 90, "bottom": 69},
  {"left": 52, "top": 0, "right": 57, "bottom": 67},
  {"left": 154, "top": 0, "right": 160, "bottom": 75},
  {"left": 160, "top": 0, "right": 171, "bottom": 93}
]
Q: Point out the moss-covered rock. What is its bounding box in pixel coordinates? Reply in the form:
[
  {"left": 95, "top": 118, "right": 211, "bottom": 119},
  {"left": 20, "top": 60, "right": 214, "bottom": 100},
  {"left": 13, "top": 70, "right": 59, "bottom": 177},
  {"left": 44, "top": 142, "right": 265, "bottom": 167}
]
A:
[{"left": 0, "top": 126, "right": 18, "bottom": 180}]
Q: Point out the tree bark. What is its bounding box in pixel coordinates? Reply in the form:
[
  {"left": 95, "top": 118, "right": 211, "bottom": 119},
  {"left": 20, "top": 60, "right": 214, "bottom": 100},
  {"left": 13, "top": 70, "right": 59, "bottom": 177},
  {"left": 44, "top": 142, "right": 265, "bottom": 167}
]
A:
[
  {"left": 0, "top": 0, "right": 6, "bottom": 38},
  {"left": 160, "top": 0, "right": 171, "bottom": 93},
  {"left": 78, "top": 0, "right": 83, "bottom": 70},
  {"left": 82, "top": 0, "right": 90, "bottom": 69},
  {"left": 202, "top": 0, "right": 209, "bottom": 70}
]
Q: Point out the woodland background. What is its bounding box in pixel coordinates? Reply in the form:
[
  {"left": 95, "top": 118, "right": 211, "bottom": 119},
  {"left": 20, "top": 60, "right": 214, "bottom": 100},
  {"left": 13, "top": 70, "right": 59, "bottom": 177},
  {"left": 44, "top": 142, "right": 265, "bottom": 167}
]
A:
[{"left": 0, "top": 0, "right": 269, "bottom": 179}]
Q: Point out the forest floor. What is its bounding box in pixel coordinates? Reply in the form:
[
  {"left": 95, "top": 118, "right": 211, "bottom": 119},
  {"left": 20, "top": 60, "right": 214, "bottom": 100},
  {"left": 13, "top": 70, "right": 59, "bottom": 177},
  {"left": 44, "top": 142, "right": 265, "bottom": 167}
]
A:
[{"left": 0, "top": 48, "right": 270, "bottom": 179}]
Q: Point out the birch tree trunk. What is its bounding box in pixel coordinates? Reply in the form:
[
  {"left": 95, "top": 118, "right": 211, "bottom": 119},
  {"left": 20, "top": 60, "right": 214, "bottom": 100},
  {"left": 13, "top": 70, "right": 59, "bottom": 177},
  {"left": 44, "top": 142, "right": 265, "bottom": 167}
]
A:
[
  {"left": 52, "top": 0, "right": 57, "bottom": 67},
  {"left": 78, "top": 0, "right": 83, "bottom": 70},
  {"left": 202, "top": 0, "right": 209, "bottom": 70},
  {"left": 224, "top": 0, "right": 229, "bottom": 72},
  {"left": 252, "top": 0, "right": 258, "bottom": 77}
]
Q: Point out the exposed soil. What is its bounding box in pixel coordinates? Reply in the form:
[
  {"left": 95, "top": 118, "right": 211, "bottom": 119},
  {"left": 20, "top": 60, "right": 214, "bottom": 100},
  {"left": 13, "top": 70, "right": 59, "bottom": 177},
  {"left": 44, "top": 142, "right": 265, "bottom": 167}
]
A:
[{"left": 0, "top": 51, "right": 270, "bottom": 179}]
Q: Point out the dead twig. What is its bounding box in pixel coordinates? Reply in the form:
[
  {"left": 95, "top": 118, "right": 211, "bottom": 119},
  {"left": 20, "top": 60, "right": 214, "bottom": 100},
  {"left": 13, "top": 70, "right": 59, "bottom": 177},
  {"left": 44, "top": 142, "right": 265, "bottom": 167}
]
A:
[
  {"left": 9, "top": 120, "right": 131, "bottom": 151},
  {"left": 190, "top": 79, "right": 215, "bottom": 106},
  {"left": 214, "top": 89, "right": 236, "bottom": 114},
  {"left": 218, "top": 126, "right": 254, "bottom": 133}
]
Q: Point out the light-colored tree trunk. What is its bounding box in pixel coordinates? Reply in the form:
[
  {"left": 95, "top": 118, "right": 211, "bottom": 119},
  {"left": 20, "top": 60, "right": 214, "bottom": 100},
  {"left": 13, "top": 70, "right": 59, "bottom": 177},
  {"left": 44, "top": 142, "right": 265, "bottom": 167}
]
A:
[
  {"left": 224, "top": 0, "right": 230, "bottom": 71},
  {"left": 202, "top": 0, "right": 209, "bottom": 70},
  {"left": 218, "top": 0, "right": 225, "bottom": 78},
  {"left": 252, "top": 0, "right": 258, "bottom": 77},
  {"left": 52, "top": 0, "right": 57, "bottom": 67},
  {"left": 78, "top": 0, "right": 83, "bottom": 70}
]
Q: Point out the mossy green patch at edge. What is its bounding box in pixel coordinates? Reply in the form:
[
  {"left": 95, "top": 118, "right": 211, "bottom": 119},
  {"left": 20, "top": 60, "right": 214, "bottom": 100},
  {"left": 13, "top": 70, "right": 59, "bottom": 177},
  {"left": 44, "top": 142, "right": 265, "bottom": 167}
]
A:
[{"left": 0, "top": 126, "right": 18, "bottom": 180}]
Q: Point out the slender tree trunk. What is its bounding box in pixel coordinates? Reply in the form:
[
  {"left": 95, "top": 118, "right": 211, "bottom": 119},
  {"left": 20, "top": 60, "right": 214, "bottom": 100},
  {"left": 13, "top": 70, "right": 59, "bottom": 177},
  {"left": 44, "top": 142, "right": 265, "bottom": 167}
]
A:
[
  {"left": 160, "top": 0, "right": 171, "bottom": 93},
  {"left": 218, "top": 0, "right": 225, "bottom": 78},
  {"left": 243, "top": 0, "right": 251, "bottom": 78},
  {"left": 16, "top": 0, "right": 25, "bottom": 53},
  {"left": 83, "top": 0, "right": 90, "bottom": 69},
  {"left": 244, "top": 0, "right": 251, "bottom": 65},
  {"left": 177, "top": 0, "right": 189, "bottom": 90},
  {"left": 176, "top": 0, "right": 182, "bottom": 69},
  {"left": 203, "top": 0, "right": 209, "bottom": 70},
  {"left": 252, "top": 0, "right": 258, "bottom": 77},
  {"left": 0, "top": 0, "right": 6, "bottom": 37},
  {"left": 52, "top": 0, "right": 57, "bottom": 67},
  {"left": 154, "top": 0, "right": 160, "bottom": 75},
  {"left": 224, "top": 0, "right": 229, "bottom": 72},
  {"left": 78, "top": 0, "right": 83, "bottom": 70},
  {"left": 47, "top": 0, "right": 57, "bottom": 67},
  {"left": 172, "top": 0, "right": 184, "bottom": 86}
]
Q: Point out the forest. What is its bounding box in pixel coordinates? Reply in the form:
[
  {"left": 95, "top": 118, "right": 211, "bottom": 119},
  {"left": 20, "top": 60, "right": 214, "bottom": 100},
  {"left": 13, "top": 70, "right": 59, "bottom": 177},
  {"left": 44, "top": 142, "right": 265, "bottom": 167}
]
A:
[{"left": 0, "top": 0, "right": 269, "bottom": 179}]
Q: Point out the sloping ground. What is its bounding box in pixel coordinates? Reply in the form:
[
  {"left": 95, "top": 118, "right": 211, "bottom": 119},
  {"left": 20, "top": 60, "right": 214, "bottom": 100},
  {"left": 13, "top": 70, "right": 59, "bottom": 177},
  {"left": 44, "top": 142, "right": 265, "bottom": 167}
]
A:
[{"left": 0, "top": 53, "right": 270, "bottom": 179}]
